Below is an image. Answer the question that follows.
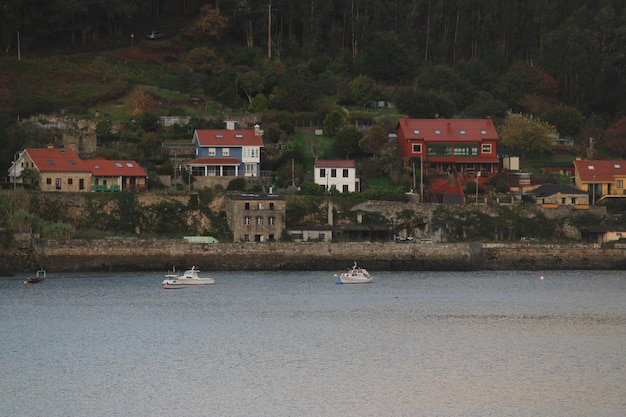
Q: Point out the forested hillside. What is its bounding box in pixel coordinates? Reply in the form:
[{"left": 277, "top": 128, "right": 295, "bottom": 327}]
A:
[{"left": 1, "top": 0, "right": 626, "bottom": 170}]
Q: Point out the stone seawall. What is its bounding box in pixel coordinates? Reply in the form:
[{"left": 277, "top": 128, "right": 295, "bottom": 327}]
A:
[{"left": 1, "top": 238, "right": 625, "bottom": 274}]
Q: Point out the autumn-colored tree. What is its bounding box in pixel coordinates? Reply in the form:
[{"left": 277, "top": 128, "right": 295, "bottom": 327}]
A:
[
  {"left": 185, "top": 47, "right": 226, "bottom": 75},
  {"left": 183, "top": 5, "right": 229, "bottom": 41},
  {"left": 602, "top": 117, "right": 626, "bottom": 158},
  {"left": 498, "top": 113, "right": 557, "bottom": 161},
  {"left": 359, "top": 125, "right": 388, "bottom": 158},
  {"left": 128, "top": 89, "right": 155, "bottom": 118}
]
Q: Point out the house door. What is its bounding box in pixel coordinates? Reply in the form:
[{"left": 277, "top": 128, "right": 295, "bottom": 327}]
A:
[{"left": 245, "top": 163, "right": 256, "bottom": 176}]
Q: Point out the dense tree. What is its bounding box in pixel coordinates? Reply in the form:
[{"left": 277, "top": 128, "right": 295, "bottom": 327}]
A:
[
  {"left": 348, "top": 75, "right": 379, "bottom": 107},
  {"left": 334, "top": 125, "right": 363, "bottom": 159},
  {"left": 323, "top": 108, "right": 348, "bottom": 137},
  {"left": 498, "top": 113, "right": 557, "bottom": 161}
]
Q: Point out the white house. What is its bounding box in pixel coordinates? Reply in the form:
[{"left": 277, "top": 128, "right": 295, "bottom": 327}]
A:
[{"left": 314, "top": 160, "right": 359, "bottom": 193}]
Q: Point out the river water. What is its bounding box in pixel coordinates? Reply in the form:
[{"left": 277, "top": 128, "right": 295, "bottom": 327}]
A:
[{"left": 1, "top": 270, "right": 624, "bottom": 417}]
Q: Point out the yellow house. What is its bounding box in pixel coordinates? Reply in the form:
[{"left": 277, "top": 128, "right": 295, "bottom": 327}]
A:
[{"left": 573, "top": 159, "right": 626, "bottom": 203}]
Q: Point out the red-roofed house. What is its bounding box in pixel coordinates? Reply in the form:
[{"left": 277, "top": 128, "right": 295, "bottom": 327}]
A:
[
  {"left": 82, "top": 158, "right": 148, "bottom": 191},
  {"left": 396, "top": 117, "right": 500, "bottom": 180},
  {"left": 573, "top": 159, "right": 626, "bottom": 203},
  {"left": 8, "top": 145, "right": 91, "bottom": 192},
  {"left": 188, "top": 124, "right": 264, "bottom": 179},
  {"left": 314, "top": 160, "right": 359, "bottom": 193}
]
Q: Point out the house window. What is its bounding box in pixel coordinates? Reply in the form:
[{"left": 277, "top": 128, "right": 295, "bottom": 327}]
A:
[
  {"left": 320, "top": 168, "right": 326, "bottom": 178},
  {"left": 244, "top": 203, "right": 250, "bottom": 210},
  {"left": 68, "top": 178, "right": 73, "bottom": 185},
  {"left": 258, "top": 203, "right": 263, "bottom": 209},
  {"left": 269, "top": 234, "right": 275, "bottom": 241},
  {"left": 46, "top": 178, "right": 52, "bottom": 185},
  {"left": 454, "top": 145, "right": 478, "bottom": 156},
  {"left": 343, "top": 169, "right": 349, "bottom": 178},
  {"left": 618, "top": 180, "right": 623, "bottom": 189},
  {"left": 55, "top": 178, "right": 62, "bottom": 190},
  {"left": 481, "top": 130, "right": 488, "bottom": 135},
  {"left": 318, "top": 233, "right": 325, "bottom": 240},
  {"left": 482, "top": 144, "right": 492, "bottom": 153},
  {"left": 256, "top": 217, "right": 263, "bottom": 225},
  {"left": 244, "top": 217, "right": 251, "bottom": 225},
  {"left": 331, "top": 169, "right": 337, "bottom": 178},
  {"left": 412, "top": 144, "right": 422, "bottom": 153},
  {"left": 343, "top": 184, "right": 349, "bottom": 193},
  {"left": 413, "top": 129, "right": 420, "bottom": 135},
  {"left": 222, "top": 148, "right": 230, "bottom": 156},
  {"left": 269, "top": 216, "right": 275, "bottom": 225},
  {"left": 269, "top": 202, "right": 274, "bottom": 210},
  {"left": 244, "top": 234, "right": 250, "bottom": 242},
  {"left": 208, "top": 148, "right": 216, "bottom": 156},
  {"left": 459, "top": 130, "right": 466, "bottom": 135},
  {"left": 434, "top": 130, "right": 441, "bottom": 135},
  {"left": 79, "top": 179, "right": 84, "bottom": 190}
]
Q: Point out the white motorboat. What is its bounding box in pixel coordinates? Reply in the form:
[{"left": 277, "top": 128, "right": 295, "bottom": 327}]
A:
[
  {"left": 335, "top": 262, "right": 373, "bottom": 284},
  {"left": 174, "top": 266, "right": 215, "bottom": 285},
  {"left": 162, "top": 279, "right": 184, "bottom": 289}
]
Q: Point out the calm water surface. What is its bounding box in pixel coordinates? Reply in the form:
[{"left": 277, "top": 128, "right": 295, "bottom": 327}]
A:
[{"left": 1, "top": 270, "right": 625, "bottom": 417}]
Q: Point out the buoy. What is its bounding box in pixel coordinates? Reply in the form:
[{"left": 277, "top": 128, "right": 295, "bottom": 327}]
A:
[
  {"left": 540, "top": 276, "right": 544, "bottom": 280},
  {"left": 335, "top": 281, "right": 343, "bottom": 285}
]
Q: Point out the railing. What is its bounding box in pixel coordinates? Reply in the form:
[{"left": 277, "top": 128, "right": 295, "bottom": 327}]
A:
[{"left": 92, "top": 184, "right": 121, "bottom": 192}]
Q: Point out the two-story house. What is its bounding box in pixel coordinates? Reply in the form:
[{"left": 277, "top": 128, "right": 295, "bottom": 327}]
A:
[
  {"left": 8, "top": 145, "right": 91, "bottom": 192},
  {"left": 573, "top": 159, "right": 626, "bottom": 204},
  {"left": 396, "top": 117, "right": 500, "bottom": 180},
  {"left": 225, "top": 193, "right": 286, "bottom": 242},
  {"left": 188, "top": 124, "right": 264, "bottom": 180},
  {"left": 82, "top": 158, "right": 148, "bottom": 191},
  {"left": 313, "top": 160, "right": 359, "bottom": 193}
]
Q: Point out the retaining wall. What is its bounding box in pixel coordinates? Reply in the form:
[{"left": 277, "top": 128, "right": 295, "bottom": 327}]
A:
[{"left": 2, "top": 238, "right": 625, "bottom": 274}]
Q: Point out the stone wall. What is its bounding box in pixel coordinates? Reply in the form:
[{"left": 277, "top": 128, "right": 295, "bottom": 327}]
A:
[{"left": 2, "top": 238, "right": 625, "bottom": 274}]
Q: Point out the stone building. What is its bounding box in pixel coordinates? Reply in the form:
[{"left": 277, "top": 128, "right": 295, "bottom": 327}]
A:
[{"left": 225, "top": 193, "right": 286, "bottom": 242}]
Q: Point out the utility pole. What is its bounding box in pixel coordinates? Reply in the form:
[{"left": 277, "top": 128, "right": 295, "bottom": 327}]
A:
[{"left": 420, "top": 155, "right": 424, "bottom": 203}]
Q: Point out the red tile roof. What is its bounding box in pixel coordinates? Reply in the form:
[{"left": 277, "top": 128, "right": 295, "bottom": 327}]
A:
[
  {"left": 188, "top": 158, "right": 241, "bottom": 166},
  {"left": 314, "top": 160, "right": 355, "bottom": 168},
  {"left": 396, "top": 117, "right": 499, "bottom": 142},
  {"left": 574, "top": 160, "right": 626, "bottom": 181},
  {"left": 26, "top": 148, "right": 89, "bottom": 172},
  {"left": 82, "top": 158, "right": 147, "bottom": 177},
  {"left": 194, "top": 129, "right": 263, "bottom": 147}
]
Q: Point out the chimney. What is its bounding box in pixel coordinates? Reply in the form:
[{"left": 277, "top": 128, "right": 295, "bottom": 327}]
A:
[
  {"left": 47, "top": 143, "right": 54, "bottom": 149},
  {"left": 254, "top": 124, "right": 264, "bottom": 137}
]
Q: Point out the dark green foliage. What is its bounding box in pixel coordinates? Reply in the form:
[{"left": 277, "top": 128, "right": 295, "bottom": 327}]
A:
[
  {"left": 285, "top": 195, "right": 325, "bottom": 226},
  {"left": 395, "top": 88, "right": 456, "bottom": 119},
  {"left": 226, "top": 178, "right": 246, "bottom": 191},
  {"left": 108, "top": 193, "right": 142, "bottom": 234}
]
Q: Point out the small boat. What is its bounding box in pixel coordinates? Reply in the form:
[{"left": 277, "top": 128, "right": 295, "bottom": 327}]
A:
[
  {"left": 174, "top": 266, "right": 215, "bottom": 285},
  {"left": 24, "top": 268, "right": 46, "bottom": 285},
  {"left": 165, "top": 266, "right": 178, "bottom": 280},
  {"left": 335, "top": 262, "right": 373, "bottom": 284},
  {"left": 162, "top": 279, "right": 185, "bottom": 289}
]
